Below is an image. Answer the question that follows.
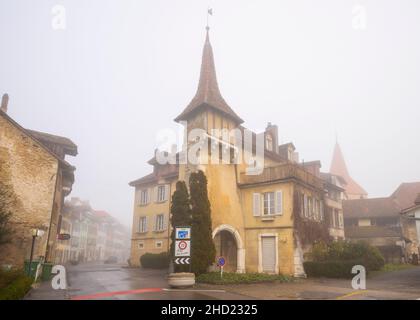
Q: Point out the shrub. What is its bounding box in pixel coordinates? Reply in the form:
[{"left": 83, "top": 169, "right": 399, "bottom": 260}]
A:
[
  {"left": 0, "top": 269, "right": 33, "bottom": 300},
  {"left": 304, "top": 260, "right": 366, "bottom": 279},
  {"left": 140, "top": 252, "right": 170, "bottom": 269},
  {"left": 305, "top": 240, "right": 385, "bottom": 278}
]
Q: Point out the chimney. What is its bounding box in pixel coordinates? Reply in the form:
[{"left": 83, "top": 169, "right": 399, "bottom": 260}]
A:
[
  {"left": 265, "top": 122, "right": 279, "bottom": 153},
  {"left": 1, "top": 93, "right": 9, "bottom": 113}
]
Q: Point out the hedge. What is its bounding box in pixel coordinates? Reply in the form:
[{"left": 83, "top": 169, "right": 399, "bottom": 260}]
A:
[
  {"left": 0, "top": 270, "right": 33, "bottom": 300},
  {"left": 304, "top": 260, "right": 367, "bottom": 279},
  {"left": 196, "top": 272, "right": 292, "bottom": 284},
  {"left": 140, "top": 252, "right": 170, "bottom": 269}
]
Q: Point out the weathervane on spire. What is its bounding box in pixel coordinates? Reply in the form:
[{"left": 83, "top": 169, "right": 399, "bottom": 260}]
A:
[{"left": 207, "top": 8, "right": 213, "bottom": 30}]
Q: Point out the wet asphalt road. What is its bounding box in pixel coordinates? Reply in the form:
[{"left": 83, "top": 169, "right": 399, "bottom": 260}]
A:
[
  {"left": 65, "top": 263, "right": 250, "bottom": 300},
  {"left": 25, "top": 263, "right": 420, "bottom": 300}
]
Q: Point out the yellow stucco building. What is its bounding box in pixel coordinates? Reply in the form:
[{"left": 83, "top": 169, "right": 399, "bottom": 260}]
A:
[{"left": 129, "top": 28, "right": 334, "bottom": 276}]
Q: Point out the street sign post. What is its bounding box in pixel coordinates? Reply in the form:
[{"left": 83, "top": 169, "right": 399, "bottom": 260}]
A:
[
  {"left": 217, "top": 256, "right": 225, "bottom": 279},
  {"left": 174, "top": 226, "right": 191, "bottom": 266},
  {"left": 175, "top": 227, "right": 191, "bottom": 240}
]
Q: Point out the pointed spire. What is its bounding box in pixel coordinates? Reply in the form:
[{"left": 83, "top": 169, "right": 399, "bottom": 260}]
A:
[
  {"left": 330, "top": 142, "right": 350, "bottom": 178},
  {"left": 330, "top": 142, "right": 368, "bottom": 198},
  {"left": 175, "top": 28, "right": 243, "bottom": 124}
]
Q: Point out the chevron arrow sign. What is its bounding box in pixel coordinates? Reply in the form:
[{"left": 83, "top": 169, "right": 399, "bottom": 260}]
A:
[{"left": 174, "top": 257, "right": 190, "bottom": 265}]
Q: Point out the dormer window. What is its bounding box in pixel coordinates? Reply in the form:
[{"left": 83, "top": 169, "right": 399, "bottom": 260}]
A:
[{"left": 265, "top": 134, "right": 273, "bottom": 151}]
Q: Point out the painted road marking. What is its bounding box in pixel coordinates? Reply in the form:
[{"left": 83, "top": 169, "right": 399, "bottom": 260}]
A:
[
  {"left": 71, "top": 288, "right": 163, "bottom": 300},
  {"left": 163, "top": 288, "right": 226, "bottom": 293},
  {"left": 336, "top": 290, "right": 368, "bottom": 300}
]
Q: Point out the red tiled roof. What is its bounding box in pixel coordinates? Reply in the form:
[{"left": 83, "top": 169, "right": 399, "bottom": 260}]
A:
[
  {"left": 175, "top": 28, "right": 243, "bottom": 124},
  {"left": 330, "top": 142, "right": 367, "bottom": 197},
  {"left": 390, "top": 182, "right": 420, "bottom": 210}
]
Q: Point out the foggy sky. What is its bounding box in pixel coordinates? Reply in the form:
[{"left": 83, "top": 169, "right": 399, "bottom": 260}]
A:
[{"left": 1, "top": 0, "right": 420, "bottom": 227}]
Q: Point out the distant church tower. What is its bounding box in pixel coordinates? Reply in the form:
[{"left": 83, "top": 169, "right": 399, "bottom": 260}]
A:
[{"left": 330, "top": 142, "right": 368, "bottom": 200}]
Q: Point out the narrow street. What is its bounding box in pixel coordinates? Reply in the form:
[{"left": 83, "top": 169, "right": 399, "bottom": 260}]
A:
[{"left": 24, "top": 263, "right": 420, "bottom": 300}]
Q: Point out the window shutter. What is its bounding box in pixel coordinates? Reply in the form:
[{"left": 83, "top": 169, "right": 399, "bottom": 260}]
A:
[
  {"left": 275, "top": 191, "right": 283, "bottom": 214},
  {"left": 154, "top": 186, "right": 158, "bottom": 202},
  {"left": 163, "top": 215, "right": 168, "bottom": 230},
  {"left": 304, "top": 195, "right": 308, "bottom": 217},
  {"left": 144, "top": 216, "right": 148, "bottom": 232},
  {"left": 164, "top": 184, "right": 169, "bottom": 201},
  {"left": 146, "top": 188, "right": 151, "bottom": 204},
  {"left": 253, "top": 193, "right": 261, "bottom": 216},
  {"left": 137, "top": 190, "right": 141, "bottom": 206}
]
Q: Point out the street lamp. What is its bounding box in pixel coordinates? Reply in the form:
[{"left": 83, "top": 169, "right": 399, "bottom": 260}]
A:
[{"left": 28, "top": 228, "right": 44, "bottom": 276}]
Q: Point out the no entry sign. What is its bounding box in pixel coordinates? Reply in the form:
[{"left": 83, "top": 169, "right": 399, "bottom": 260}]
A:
[{"left": 175, "top": 240, "right": 190, "bottom": 257}]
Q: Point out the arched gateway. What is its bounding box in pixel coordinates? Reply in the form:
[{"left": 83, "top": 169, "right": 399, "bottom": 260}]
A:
[{"left": 212, "top": 225, "right": 245, "bottom": 273}]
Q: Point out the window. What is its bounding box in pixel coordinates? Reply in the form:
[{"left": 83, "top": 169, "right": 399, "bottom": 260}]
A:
[
  {"left": 154, "top": 214, "right": 165, "bottom": 231},
  {"left": 138, "top": 216, "right": 147, "bottom": 233},
  {"left": 338, "top": 212, "right": 344, "bottom": 228},
  {"left": 300, "top": 194, "right": 305, "bottom": 216},
  {"left": 138, "top": 242, "right": 145, "bottom": 249},
  {"left": 157, "top": 185, "right": 167, "bottom": 202},
  {"left": 308, "top": 197, "right": 313, "bottom": 217},
  {"left": 139, "top": 189, "right": 149, "bottom": 205},
  {"left": 263, "top": 192, "right": 275, "bottom": 215},
  {"left": 155, "top": 241, "right": 163, "bottom": 249}
]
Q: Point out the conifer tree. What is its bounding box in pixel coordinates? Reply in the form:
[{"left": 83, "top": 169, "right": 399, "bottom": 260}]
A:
[
  {"left": 189, "top": 170, "right": 216, "bottom": 275},
  {"left": 170, "top": 180, "right": 192, "bottom": 272}
]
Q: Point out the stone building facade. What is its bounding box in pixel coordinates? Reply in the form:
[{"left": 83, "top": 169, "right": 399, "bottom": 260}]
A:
[
  {"left": 0, "top": 96, "right": 77, "bottom": 268},
  {"left": 129, "top": 29, "right": 338, "bottom": 276}
]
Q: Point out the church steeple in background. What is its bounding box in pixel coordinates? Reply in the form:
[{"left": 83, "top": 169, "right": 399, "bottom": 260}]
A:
[{"left": 330, "top": 142, "right": 368, "bottom": 199}]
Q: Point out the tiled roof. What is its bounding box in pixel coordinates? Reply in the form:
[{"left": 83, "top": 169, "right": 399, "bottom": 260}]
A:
[
  {"left": 390, "top": 182, "right": 420, "bottom": 210},
  {"left": 175, "top": 28, "right": 243, "bottom": 124},
  {"left": 343, "top": 197, "right": 401, "bottom": 218},
  {"left": 344, "top": 226, "right": 402, "bottom": 239},
  {"left": 27, "top": 129, "right": 78, "bottom": 156}
]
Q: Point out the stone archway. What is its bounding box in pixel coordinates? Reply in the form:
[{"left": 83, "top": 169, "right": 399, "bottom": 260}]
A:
[{"left": 212, "top": 224, "right": 245, "bottom": 273}]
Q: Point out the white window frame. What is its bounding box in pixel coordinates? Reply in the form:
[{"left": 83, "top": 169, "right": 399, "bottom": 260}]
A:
[
  {"left": 154, "top": 214, "right": 165, "bottom": 232},
  {"left": 139, "top": 189, "right": 149, "bottom": 206},
  {"left": 138, "top": 241, "right": 145, "bottom": 249},
  {"left": 156, "top": 185, "right": 167, "bottom": 203},
  {"left": 138, "top": 216, "right": 147, "bottom": 233},
  {"left": 155, "top": 240, "right": 163, "bottom": 249},
  {"left": 263, "top": 192, "right": 275, "bottom": 215}
]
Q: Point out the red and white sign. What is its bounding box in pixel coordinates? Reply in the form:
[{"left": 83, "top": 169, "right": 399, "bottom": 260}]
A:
[{"left": 175, "top": 240, "right": 190, "bottom": 257}]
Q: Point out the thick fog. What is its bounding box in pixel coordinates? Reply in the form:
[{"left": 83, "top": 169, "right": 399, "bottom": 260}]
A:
[{"left": 1, "top": 0, "right": 419, "bottom": 227}]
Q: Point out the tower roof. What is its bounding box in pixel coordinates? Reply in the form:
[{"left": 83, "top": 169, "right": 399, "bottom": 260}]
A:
[
  {"left": 175, "top": 28, "right": 243, "bottom": 124},
  {"left": 330, "top": 142, "right": 367, "bottom": 197}
]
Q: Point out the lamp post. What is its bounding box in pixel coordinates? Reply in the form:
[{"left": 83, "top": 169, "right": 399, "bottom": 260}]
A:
[{"left": 28, "top": 229, "right": 43, "bottom": 276}]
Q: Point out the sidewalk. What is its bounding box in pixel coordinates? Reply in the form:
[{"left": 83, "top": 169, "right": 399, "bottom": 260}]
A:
[{"left": 24, "top": 279, "right": 70, "bottom": 300}]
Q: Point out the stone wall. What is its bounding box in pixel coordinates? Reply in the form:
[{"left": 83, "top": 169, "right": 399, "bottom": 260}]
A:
[{"left": 0, "top": 115, "right": 58, "bottom": 267}]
